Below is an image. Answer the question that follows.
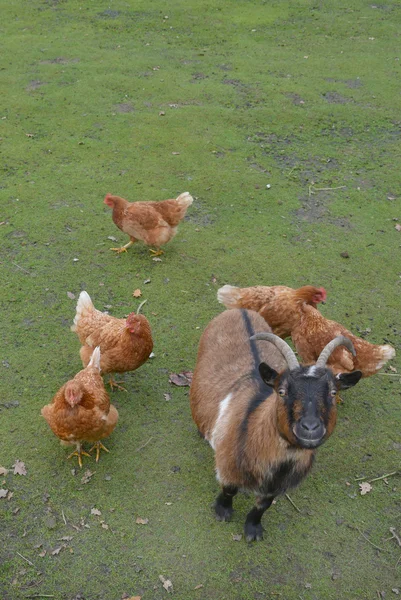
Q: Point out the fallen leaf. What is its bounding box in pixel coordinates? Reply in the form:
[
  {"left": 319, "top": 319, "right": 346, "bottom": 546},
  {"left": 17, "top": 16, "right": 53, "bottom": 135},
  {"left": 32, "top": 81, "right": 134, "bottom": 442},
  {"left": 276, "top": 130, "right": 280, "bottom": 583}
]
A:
[
  {"left": 0, "top": 489, "right": 8, "bottom": 498},
  {"left": 144, "top": 278, "right": 151, "bottom": 284},
  {"left": 194, "top": 584, "right": 203, "bottom": 590},
  {"left": 133, "top": 289, "right": 142, "bottom": 298},
  {"left": 163, "top": 393, "right": 172, "bottom": 401},
  {"left": 169, "top": 371, "right": 193, "bottom": 387},
  {"left": 81, "top": 469, "right": 94, "bottom": 484},
  {"left": 359, "top": 481, "right": 373, "bottom": 495},
  {"left": 25, "top": 133, "right": 34, "bottom": 138},
  {"left": 0, "top": 467, "right": 9, "bottom": 476},
  {"left": 152, "top": 257, "right": 162, "bottom": 262},
  {"left": 91, "top": 508, "right": 102, "bottom": 516},
  {"left": 395, "top": 224, "right": 401, "bottom": 232},
  {"left": 13, "top": 460, "right": 27, "bottom": 476},
  {"left": 107, "top": 236, "right": 117, "bottom": 242},
  {"left": 127, "top": 597, "right": 142, "bottom": 600},
  {"left": 51, "top": 546, "right": 63, "bottom": 555},
  {"left": 100, "top": 521, "right": 109, "bottom": 530},
  {"left": 172, "top": 152, "right": 180, "bottom": 155},
  {"left": 165, "top": 502, "right": 172, "bottom": 506},
  {"left": 136, "top": 517, "right": 149, "bottom": 525},
  {"left": 39, "top": 550, "right": 47, "bottom": 558},
  {"left": 159, "top": 575, "right": 173, "bottom": 592},
  {"left": 159, "top": 111, "right": 166, "bottom": 116},
  {"left": 58, "top": 536, "right": 73, "bottom": 541},
  {"left": 340, "top": 251, "right": 350, "bottom": 259},
  {"left": 67, "top": 291, "right": 76, "bottom": 300},
  {"left": 389, "top": 366, "right": 397, "bottom": 373},
  {"left": 7, "top": 491, "right": 14, "bottom": 500},
  {"left": 232, "top": 534, "right": 242, "bottom": 541}
]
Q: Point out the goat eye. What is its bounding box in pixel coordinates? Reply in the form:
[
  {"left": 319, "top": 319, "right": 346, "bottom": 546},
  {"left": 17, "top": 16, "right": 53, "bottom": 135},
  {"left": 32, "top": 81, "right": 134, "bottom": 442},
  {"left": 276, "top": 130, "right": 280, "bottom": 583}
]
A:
[{"left": 278, "top": 388, "right": 286, "bottom": 397}]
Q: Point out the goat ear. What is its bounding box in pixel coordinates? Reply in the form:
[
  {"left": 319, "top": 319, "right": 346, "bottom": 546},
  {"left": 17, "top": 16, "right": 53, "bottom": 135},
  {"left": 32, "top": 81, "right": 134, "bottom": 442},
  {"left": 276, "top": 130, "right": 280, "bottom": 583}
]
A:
[
  {"left": 259, "top": 362, "right": 278, "bottom": 387},
  {"left": 335, "top": 370, "right": 362, "bottom": 390}
]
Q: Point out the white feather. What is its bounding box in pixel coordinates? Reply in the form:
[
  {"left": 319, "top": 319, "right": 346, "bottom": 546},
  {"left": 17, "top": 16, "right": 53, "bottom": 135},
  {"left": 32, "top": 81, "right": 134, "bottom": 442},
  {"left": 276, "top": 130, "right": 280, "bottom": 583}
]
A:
[{"left": 88, "top": 346, "right": 101, "bottom": 371}]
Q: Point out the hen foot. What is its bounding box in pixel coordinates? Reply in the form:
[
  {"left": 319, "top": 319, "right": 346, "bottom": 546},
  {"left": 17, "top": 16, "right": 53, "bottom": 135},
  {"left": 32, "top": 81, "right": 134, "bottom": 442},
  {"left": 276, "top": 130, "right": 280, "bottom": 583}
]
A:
[
  {"left": 108, "top": 376, "right": 127, "bottom": 392},
  {"left": 149, "top": 248, "right": 164, "bottom": 256},
  {"left": 67, "top": 445, "right": 91, "bottom": 468},
  {"left": 89, "top": 441, "right": 110, "bottom": 463}
]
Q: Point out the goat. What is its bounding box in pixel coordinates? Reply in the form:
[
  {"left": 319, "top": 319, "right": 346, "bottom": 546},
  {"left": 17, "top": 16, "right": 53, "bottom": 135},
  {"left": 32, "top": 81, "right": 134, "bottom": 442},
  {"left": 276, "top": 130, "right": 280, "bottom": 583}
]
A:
[{"left": 190, "top": 309, "right": 362, "bottom": 542}]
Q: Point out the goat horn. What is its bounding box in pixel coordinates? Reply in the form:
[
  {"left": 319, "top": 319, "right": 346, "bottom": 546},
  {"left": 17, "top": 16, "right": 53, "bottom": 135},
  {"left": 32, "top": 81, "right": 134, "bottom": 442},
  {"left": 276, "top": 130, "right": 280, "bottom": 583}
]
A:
[
  {"left": 250, "top": 332, "right": 300, "bottom": 371},
  {"left": 315, "top": 335, "right": 356, "bottom": 369}
]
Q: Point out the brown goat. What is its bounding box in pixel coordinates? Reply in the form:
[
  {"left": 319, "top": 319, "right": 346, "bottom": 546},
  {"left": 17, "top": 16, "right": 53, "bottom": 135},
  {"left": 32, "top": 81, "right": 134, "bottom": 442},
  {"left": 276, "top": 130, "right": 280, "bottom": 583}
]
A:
[{"left": 190, "top": 309, "right": 362, "bottom": 541}]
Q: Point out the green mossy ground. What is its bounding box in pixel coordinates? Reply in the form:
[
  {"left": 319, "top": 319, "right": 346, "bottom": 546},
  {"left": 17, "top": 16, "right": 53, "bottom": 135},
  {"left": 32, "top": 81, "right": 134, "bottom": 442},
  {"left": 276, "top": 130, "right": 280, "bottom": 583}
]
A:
[{"left": 1, "top": 1, "right": 400, "bottom": 598}]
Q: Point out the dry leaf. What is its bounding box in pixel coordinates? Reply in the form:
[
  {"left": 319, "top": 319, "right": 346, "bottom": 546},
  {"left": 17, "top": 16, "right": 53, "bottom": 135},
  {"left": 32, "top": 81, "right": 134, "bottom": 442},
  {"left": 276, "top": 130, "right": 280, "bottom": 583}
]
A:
[
  {"left": 25, "top": 133, "right": 34, "bottom": 138},
  {"left": 136, "top": 517, "right": 149, "bottom": 525},
  {"left": 128, "top": 597, "right": 142, "bottom": 600},
  {"left": 133, "top": 289, "right": 142, "bottom": 298},
  {"left": 91, "top": 508, "right": 101, "bottom": 516},
  {"left": 163, "top": 393, "right": 172, "bottom": 401},
  {"left": 194, "top": 584, "right": 203, "bottom": 590},
  {"left": 39, "top": 550, "right": 47, "bottom": 558},
  {"left": 67, "top": 291, "right": 76, "bottom": 299},
  {"left": 232, "top": 534, "right": 242, "bottom": 541},
  {"left": 107, "top": 235, "right": 117, "bottom": 241},
  {"left": 13, "top": 460, "right": 27, "bottom": 476},
  {"left": 159, "top": 575, "right": 173, "bottom": 592},
  {"left": 7, "top": 491, "right": 14, "bottom": 500},
  {"left": 0, "top": 489, "right": 8, "bottom": 498},
  {"left": 389, "top": 365, "right": 397, "bottom": 373},
  {"left": 169, "top": 371, "right": 193, "bottom": 387},
  {"left": 51, "top": 546, "right": 63, "bottom": 555},
  {"left": 81, "top": 469, "right": 94, "bottom": 484},
  {"left": 159, "top": 111, "right": 166, "bottom": 116},
  {"left": 0, "top": 467, "right": 8, "bottom": 476},
  {"left": 359, "top": 481, "right": 373, "bottom": 495},
  {"left": 152, "top": 257, "right": 162, "bottom": 262},
  {"left": 396, "top": 224, "right": 401, "bottom": 232},
  {"left": 100, "top": 521, "right": 109, "bottom": 530},
  {"left": 58, "top": 536, "right": 73, "bottom": 541}
]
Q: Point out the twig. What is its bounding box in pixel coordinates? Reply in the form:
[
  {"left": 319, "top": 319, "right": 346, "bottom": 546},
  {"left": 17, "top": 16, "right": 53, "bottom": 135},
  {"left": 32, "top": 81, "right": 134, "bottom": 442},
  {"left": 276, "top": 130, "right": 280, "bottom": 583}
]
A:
[
  {"left": 389, "top": 527, "right": 401, "bottom": 548},
  {"left": 377, "top": 373, "right": 400, "bottom": 377},
  {"left": 135, "top": 437, "right": 153, "bottom": 452},
  {"left": 355, "top": 526, "right": 385, "bottom": 552},
  {"left": 61, "top": 510, "right": 67, "bottom": 526},
  {"left": 136, "top": 299, "right": 147, "bottom": 314},
  {"left": 309, "top": 184, "right": 346, "bottom": 196},
  {"left": 12, "top": 262, "right": 31, "bottom": 275},
  {"left": 16, "top": 552, "right": 35, "bottom": 567},
  {"left": 285, "top": 493, "right": 301, "bottom": 513},
  {"left": 355, "top": 471, "right": 398, "bottom": 483}
]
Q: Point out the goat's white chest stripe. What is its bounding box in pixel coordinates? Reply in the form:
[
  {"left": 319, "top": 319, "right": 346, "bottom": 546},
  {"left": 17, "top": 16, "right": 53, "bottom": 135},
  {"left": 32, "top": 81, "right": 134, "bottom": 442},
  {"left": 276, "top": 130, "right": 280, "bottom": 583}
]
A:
[{"left": 210, "top": 393, "right": 233, "bottom": 450}]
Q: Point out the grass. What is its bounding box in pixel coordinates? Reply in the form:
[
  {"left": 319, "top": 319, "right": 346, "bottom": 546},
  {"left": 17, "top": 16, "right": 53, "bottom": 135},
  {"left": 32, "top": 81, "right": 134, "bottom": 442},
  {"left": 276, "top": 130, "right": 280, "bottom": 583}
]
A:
[{"left": 1, "top": 0, "right": 400, "bottom": 598}]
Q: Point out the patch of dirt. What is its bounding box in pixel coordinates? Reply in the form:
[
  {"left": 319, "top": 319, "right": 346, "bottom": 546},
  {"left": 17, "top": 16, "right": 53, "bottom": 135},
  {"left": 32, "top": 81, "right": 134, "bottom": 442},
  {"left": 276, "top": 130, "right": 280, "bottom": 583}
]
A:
[
  {"left": 113, "top": 103, "right": 135, "bottom": 113},
  {"left": 326, "top": 77, "right": 362, "bottom": 89},
  {"left": 246, "top": 160, "right": 271, "bottom": 174},
  {"left": 293, "top": 194, "right": 353, "bottom": 229},
  {"left": 26, "top": 80, "right": 47, "bottom": 91},
  {"left": 98, "top": 9, "right": 121, "bottom": 18},
  {"left": 322, "top": 91, "right": 352, "bottom": 104},
  {"left": 40, "top": 57, "right": 80, "bottom": 64},
  {"left": 285, "top": 92, "right": 305, "bottom": 105},
  {"left": 191, "top": 72, "right": 208, "bottom": 82},
  {"left": 7, "top": 230, "right": 27, "bottom": 239}
]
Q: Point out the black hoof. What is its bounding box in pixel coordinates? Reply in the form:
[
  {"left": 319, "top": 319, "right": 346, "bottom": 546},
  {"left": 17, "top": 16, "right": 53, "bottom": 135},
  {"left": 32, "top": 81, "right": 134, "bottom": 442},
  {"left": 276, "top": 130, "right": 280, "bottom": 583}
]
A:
[
  {"left": 244, "top": 522, "right": 264, "bottom": 542},
  {"left": 215, "top": 503, "right": 233, "bottom": 522}
]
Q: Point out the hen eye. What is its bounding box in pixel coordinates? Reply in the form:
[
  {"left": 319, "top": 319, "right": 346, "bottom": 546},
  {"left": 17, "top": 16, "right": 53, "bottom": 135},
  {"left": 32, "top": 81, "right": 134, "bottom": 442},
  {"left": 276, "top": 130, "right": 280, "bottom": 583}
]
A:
[
  {"left": 278, "top": 388, "right": 286, "bottom": 397},
  {"left": 330, "top": 389, "right": 337, "bottom": 397}
]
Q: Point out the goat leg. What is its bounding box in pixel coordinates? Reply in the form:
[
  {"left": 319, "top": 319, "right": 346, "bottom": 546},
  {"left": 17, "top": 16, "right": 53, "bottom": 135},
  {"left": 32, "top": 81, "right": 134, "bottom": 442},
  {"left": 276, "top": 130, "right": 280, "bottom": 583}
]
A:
[
  {"left": 244, "top": 495, "right": 275, "bottom": 542},
  {"left": 214, "top": 485, "right": 238, "bottom": 521}
]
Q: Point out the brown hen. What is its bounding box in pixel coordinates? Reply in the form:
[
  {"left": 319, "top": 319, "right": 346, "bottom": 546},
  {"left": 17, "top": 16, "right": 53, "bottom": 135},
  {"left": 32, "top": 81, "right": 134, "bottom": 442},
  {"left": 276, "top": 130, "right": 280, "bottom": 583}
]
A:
[
  {"left": 217, "top": 284, "right": 327, "bottom": 338},
  {"left": 71, "top": 291, "right": 153, "bottom": 390},
  {"left": 291, "top": 303, "right": 395, "bottom": 377},
  {"left": 104, "top": 191, "right": 193, "bottom": 255},
  {"left": 41, "top": 347, "right": 119, "bottom": 467}
]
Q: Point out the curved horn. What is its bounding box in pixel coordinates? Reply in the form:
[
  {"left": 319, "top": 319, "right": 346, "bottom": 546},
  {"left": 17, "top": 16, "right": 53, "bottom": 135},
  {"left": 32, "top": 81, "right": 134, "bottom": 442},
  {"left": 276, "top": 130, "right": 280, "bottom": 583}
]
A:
[
  {"left": 315, "top": 335, "right": 356, "bottom": 369},
  {"left": 250, "top": 332, "right": 300, "bottom": 371}
]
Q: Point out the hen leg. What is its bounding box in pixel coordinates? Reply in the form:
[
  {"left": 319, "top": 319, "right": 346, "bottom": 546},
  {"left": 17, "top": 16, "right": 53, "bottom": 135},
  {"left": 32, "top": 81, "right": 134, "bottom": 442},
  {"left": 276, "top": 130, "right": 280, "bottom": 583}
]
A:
[
  {"left": 110, "top": 237, "right": 136, "bottom": 254},
  {"left": 67, "top": 442, "right": 91, "bottom": 468},
  {"left": 108, "top": 375, "right": 127, "bottom": 392},
  {"left": 149, "top": 247, "right": 164, "bottom": 256},
  {"left": 89, "top": 441, "right": 110, "bottom": 462}
]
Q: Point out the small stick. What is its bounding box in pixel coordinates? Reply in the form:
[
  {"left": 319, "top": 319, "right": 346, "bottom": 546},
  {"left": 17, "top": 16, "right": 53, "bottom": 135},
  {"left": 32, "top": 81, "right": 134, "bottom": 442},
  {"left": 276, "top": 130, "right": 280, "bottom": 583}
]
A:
[
  {"left": 12, "top": 262, "right": 31, "bottom": 275},
  {"left": 356, "top": 526, "right": 385, "bottom": 552},
  {"left": 354, "top": 471, "right": 398, "bottom": 483},
  {"left": 61, "top": 510, "right": 67, "bottom": 525},
  {"left": 285, "top": 493, "right": 301, "bottom": 513},
  {"left": 389, "top": 527, "right": 401, "bottom": 548},
  {"left": 377, "top": 373, "right": 400, "bottom": 377},
  {"left": 136, "top": 299, "right": 147, "bottom": 314},
  {"left": 135, "top": 436, "right": 153, "bottom": 452},
  {"left": 16, "top": 552, "right": 35, "bottom": 566}
]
